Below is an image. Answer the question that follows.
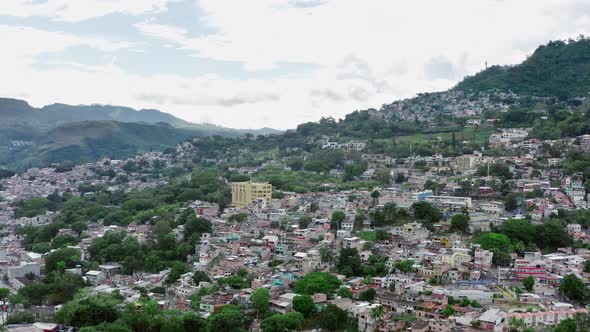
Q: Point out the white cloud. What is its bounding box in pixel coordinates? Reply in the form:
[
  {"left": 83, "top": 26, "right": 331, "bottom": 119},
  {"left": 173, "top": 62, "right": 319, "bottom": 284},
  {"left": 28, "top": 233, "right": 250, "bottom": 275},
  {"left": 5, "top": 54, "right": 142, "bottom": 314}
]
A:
[
  {"left": 1, "top": 0, "right": 590, "bottom": 129},
  {"left": 134, "top": 21, "right": 188, "bottom": 45},
  {"left": 0, "top": 25, "right": 131, "bottom": 66},
  {"left": 0, "top": 0, "right": 176, "bottom": 22}
]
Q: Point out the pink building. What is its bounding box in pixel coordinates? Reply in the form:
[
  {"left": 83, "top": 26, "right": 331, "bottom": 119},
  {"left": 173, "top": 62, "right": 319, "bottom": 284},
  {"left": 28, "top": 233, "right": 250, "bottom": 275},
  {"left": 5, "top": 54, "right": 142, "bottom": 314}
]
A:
[{"left": 514, "top": 258, "right": 548, "bottom": 280}]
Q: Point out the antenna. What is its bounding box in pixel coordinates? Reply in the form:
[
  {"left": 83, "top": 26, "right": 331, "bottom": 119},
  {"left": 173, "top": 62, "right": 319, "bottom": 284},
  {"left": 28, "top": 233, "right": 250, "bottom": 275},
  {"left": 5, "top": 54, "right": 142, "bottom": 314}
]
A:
[{"left": 485, "top": 61, "right": 488, "bottom": 69}]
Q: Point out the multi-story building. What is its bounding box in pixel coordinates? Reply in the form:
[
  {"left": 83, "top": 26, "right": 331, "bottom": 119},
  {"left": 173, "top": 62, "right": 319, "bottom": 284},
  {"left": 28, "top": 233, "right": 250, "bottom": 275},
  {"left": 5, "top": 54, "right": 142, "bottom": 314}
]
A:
[
  {"left": 231, "top": 182, "right": 272, "bottom": 208},
  {"left": 441, "top": 250, "right": 472, "bottom": 269},
  {"left": 426, "top": 195, "right": 472, "bottom": 211},
  {"left": 514, "top": 253, "right": 548, "bottom": 281},
  {"left": 455, "top": 152, "right": 483, "bottom": 172},
  {"left": 474, "top": 248, "right": 493, "bottom": 269},
  {"left": 479, "top": 201, "right": 504, "bottom": 216},
  {"left": 391, "top": 222, "right": 430, "bottom": 241}
]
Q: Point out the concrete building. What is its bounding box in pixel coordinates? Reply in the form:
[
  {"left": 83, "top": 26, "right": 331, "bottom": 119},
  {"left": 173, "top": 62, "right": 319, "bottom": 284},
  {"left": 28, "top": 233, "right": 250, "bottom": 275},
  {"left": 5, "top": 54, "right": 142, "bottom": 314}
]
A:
[{"left": 231, "top": 182, "right": 272, "bottom": 208}]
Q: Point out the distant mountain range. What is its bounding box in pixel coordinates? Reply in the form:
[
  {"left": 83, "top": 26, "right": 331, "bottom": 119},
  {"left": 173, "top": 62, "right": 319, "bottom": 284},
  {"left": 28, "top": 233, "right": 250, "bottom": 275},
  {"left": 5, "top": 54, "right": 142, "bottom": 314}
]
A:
[
  {"left": 0, "top": 98, "right": 281, "bottom": 169},
  {"left": 0, "top": 98, "right": 280, "bottom": 135}
]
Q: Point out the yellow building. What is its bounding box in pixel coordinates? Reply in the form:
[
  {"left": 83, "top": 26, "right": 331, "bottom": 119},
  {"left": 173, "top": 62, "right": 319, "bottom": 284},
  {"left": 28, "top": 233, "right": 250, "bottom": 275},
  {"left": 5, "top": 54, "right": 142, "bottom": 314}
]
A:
[{"left": 231, "top": 182, "right": 272, "bottom": 208}]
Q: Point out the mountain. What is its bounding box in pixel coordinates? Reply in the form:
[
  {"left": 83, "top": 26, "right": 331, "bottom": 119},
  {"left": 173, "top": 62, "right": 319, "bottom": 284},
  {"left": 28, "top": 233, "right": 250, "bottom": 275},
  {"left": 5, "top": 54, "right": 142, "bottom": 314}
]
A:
[
  {"left": 0, "top": 121, "right": 204, "bottom": 168},
  {"left": 0, "top": 98, "right": 281, "bottom": 136},
  {"left": 38, "top": 103, "right": 193, "bottom": 128},
  {"left": 455, "top": 38, "right": 590, "bottom": 98},
  {"left": 0, "top": 98, "right": 281, "bottom": 169}
]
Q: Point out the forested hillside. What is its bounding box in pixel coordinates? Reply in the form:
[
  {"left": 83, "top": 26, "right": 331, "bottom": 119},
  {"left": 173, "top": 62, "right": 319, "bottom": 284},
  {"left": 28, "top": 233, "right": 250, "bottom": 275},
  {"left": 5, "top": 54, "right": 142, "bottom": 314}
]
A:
[{"left": 456, "top": 37, "right": 590, "bottom": 98}]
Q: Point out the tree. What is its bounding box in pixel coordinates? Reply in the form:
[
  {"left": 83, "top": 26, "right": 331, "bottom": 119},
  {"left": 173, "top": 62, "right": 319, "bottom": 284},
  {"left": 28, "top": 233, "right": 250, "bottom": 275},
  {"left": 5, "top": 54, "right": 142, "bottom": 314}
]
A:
[
  {"left": 336, "top": 288, "right": 353, "bottom": 299},
  {"left": 293, "top": 272, "right": 342, "bottom": 295},
  {"left": 44, "top": 248, "right": 81, "bottom": 273},
  {"left": 370, "top": 190, "right": 381, "bottom": 205},
  {"left": 535, "top": 219, "right": 573, "bottom": 250},
  {"left": 442, "top": 304, "right": 456, "bottom": 317},
  {"left": 370, "top": 203, "right": 399, "bottom": 227},
  {"left": 411, "top": 201, "right": 441, "bottom": 229},
  {"left": 395, "top": 259, "right": 414, "bottom": 273},
  {"left": 513, "top": 240, "right": 526, "bottom": 256},
  {"left": 331, "top": 211, "right": 346, "bottom": 234},
  {"left": 55, "top": 293, "right": 121, "bottom": 327},
  {"left": 6, "top": 311, "right": 34, "bottom": 324},
  {"left": 336, "top": 248, "right": 362, "bottom": 277},
  {"left": 450, "top": 214, "right": 470, "bottom": 233},
  {"left": 183, "top": 311, "right": 206, "bottom": 332},
  {"left": 370, "top": 305, "right": 385, "bottom": 326},
  {"left": 193, "top": 271, "right": 211, "bottom": 285},
  {"left": 559, "top": 274, "right": 586, "bottom": 302},
  {"left": 17, "top": 282, "right": 49, "bottom": 305},
  {"left": 51, "top": 234, "right": 79, "bottom": 249},
  {"left": 251, "top": 288, "right": 270, "bottom": 316},
  {"left": 317, "top": 304, "right": 349, "bottom": 331},
  {"left": 261, "top": 312, "right": 304, "bottom": 332},
  {"left": 504, "top": 194, "right": 518, "bottom": 212},
  {"left": 508, "top": 317, "right": 526, "bottom": 332},
  {"left": 475, "top": 233, "right": 512, "bottom": 252},
  {"left": 394, "top": 173, "right": 406, "bottom": 184},
  {"left": 375, "top": 229, "right": 390, "bottom": 241},
  {"left": 490, "top": 248, "right": 512, "bottom": 267},
  {"left": 48, "top": 272, "right": 86, "bottom": 304},
  {"left": 298, "top": 216, "right": 312, "bottom": 229},
  {"left": 207, "top": 306, "right": 251, "bottom": 332},
  {"left": 71, "top": 221, "right": 88, "bottom": 236},
  {"left": 165, "top": 261, "right": 189, "bottom": 285},
  {"left": 523, "top": 276, "right": 535, "bottom": 292},
  {"left": 376, "top": 170, "right": 391, "bottom": 185},
  {"left": 500, "top": 219, "right": 535, "bottom": 243},
  {"left": 0, "top": 288, "right": 9, "bottom": 302},
  {"left": 358, "top": 288, "right": 376, "bottom": 301},
  {"left": 554, "top": 318, "right": 577, "bottom": 332},
  {"left": 228, "top": 213, "right": 248, "bottom": 223},
  {"left": 32, "top": 242, "right": 51, "bottom": 254},
  {"left": 292, "top": 294, "right": 314, "bottom": 317}
]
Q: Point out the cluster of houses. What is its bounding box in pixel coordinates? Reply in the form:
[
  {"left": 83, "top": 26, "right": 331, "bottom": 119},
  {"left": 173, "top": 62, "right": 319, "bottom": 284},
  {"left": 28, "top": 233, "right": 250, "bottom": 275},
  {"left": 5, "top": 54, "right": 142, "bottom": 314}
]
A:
[{"left": 0, "top": 113, "right": 588, "bottom": 331}]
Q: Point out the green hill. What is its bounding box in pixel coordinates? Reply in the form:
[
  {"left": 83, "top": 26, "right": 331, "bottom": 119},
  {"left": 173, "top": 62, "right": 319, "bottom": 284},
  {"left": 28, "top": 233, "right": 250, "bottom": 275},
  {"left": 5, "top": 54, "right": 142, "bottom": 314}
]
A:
[
  {"left": 0, "top": 98, "right": 281, "bottom": 136},
  {"left": 0, "top": 121, "right": 205, "bottom": 168},
  {"left": 455, "top": 37, "right": 590, "bottom": 98},
  {"left": 0, "top": 98, "right": 281, "bottom": 169}
]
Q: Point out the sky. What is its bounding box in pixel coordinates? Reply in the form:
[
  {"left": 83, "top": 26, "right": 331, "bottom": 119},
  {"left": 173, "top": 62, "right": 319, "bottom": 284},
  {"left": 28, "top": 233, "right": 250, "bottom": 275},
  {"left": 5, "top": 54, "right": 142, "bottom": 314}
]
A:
[{"left": 0, "top": 1, "right": 589, "bottom": 129}]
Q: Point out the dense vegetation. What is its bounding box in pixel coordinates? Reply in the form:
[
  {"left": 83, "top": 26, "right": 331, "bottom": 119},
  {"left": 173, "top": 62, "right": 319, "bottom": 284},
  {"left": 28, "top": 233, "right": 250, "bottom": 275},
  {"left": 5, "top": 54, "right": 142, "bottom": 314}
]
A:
[
  {"left": 456, "top": 37, "right": 590, "bottom": 98},
  {"left": 474, "top": 218, "right": 573, "bottom": 266}
]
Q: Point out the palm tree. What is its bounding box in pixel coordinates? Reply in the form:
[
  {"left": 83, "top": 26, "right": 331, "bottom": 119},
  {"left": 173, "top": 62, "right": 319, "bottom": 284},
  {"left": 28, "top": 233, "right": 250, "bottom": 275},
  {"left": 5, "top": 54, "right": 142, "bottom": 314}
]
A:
[
  {"left": 370, "top": 305, "right": 385, "bottom": 328},
  {"left": 514, "top": 241, "right": 525, "bottom": 256}
]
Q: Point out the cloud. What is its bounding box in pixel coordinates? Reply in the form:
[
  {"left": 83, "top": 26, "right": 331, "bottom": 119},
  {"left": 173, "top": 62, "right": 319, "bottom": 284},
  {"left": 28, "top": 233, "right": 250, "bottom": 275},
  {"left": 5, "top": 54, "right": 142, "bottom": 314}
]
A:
[
  {"left": 310, "top": 89, "right": 345, "bottom": 102},
  {"left": 134, "top": 21, "right": 188, "bottom": 45},
  {"left": 215, "top": 94, "right": 280, "bottom": 107},
  {"left": 137, "top": 92, "right": 280, "bottom": 107},
  {"left": 1, "top": 0, "right": 590, "bottom": 129},
  {"left": 0, "top": 24, "right": 131, "bottom": 67},
  {"left": 424, "top": 56, "right": 457, "bottom": 81},
  {"left": 288, "top": 0, "right": 329, "bottom": 8},
  {"left": 0, "top": 0, "right": 176, "bottom": 22}
]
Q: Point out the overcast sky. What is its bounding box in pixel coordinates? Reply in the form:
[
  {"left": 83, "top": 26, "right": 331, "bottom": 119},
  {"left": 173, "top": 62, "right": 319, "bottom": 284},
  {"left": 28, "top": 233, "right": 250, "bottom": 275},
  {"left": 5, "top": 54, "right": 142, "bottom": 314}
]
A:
[{"left": 0, "top": 0, "right": 588, "bottom": 129}]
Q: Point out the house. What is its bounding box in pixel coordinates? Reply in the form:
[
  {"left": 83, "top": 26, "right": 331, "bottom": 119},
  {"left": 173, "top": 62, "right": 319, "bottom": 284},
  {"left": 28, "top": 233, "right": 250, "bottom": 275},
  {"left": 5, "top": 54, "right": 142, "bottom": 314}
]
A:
[
  {"left": 477, "top": 308, "right": 506, "bottom": 331},
  {"left": 85, "top": 270, "right": 105, "bottom": 285}
]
